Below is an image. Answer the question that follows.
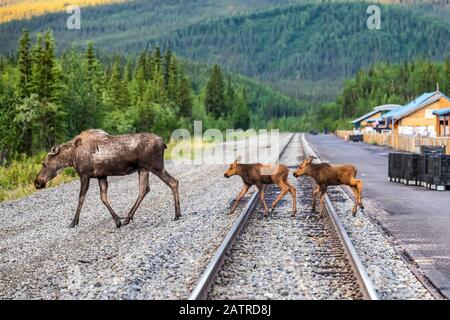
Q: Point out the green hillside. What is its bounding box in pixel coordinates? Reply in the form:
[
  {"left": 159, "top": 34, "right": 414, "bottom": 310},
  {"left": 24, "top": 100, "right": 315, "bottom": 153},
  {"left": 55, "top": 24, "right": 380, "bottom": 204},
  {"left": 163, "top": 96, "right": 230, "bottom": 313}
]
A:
[
  {"left": 1, "top": 1, "right": 449, "bottom": 102},
  {"left": 149, "top": 3, "right": 450, "bottom": 101}
]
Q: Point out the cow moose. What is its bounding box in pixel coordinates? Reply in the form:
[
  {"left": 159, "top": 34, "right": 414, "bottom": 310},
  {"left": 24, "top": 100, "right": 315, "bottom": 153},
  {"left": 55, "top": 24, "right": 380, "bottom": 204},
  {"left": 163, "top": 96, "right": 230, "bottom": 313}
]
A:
[
  {"left": 34, "top": 129, "right": 181, "bottom": 228},
  {"left": 224, "top": 157, "right": 297, "bottom": 217},
  {"left": 293, "top": 155, "right": 363, "bottom": 217}
]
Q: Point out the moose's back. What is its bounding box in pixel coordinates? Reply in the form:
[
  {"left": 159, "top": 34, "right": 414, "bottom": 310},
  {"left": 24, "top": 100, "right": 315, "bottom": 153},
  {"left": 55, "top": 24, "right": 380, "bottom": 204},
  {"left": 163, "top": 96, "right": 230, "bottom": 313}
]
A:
[{"left": 75, "top": 131, "right": 165, "bottom": 177}]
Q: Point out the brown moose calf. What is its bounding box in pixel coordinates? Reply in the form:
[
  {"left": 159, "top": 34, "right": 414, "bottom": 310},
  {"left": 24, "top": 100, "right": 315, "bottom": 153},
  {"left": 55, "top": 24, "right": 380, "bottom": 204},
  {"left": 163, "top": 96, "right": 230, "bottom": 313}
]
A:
[
  {"left": 293, "top": 156, "right": 363, "bottom": 217},
  {"left": 224, "top": 157, "right": 297, "bottom": 216}
]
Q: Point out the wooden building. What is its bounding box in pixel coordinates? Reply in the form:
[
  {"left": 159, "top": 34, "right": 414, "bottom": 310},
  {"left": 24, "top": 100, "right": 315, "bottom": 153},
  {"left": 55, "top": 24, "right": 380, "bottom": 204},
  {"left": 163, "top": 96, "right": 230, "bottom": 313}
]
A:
[
  {"left": 351, "top": 104, "right": 401, "bottom": 132},
  {"left": 382, "top": 91, "right": 450, "bottom": 147},
  {"left": 434, "top": 108, "right": 450, "bottom": 137}
]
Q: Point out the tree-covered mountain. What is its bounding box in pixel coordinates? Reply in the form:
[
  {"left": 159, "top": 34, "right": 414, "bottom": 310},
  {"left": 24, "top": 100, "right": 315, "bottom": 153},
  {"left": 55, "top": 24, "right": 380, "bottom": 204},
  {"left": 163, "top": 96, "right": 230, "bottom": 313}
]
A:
[{"left": 1, "top": 1, "right": 449, "bottom": 102}]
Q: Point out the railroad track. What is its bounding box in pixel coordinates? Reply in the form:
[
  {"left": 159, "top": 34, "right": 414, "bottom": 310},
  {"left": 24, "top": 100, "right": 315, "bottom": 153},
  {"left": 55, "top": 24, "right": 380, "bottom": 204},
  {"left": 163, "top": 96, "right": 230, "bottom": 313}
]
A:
[{"left": 188, "top": 133, "right": 379, "bottom": 300}]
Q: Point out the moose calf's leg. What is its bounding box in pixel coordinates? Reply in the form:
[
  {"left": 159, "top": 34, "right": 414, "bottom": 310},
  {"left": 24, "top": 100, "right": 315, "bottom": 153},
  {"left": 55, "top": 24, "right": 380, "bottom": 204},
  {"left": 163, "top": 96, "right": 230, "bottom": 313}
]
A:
[
  {"left": 270, "top": 182, "right": 289, "bottom": 212},
  {"left": 257, "top": 184, "right": 269, "bottom": 216},
  {"left": 98, "top": 178, "right": 122, "bottom": 228},
  {"left": 153, "top": 168, "right": 181, "bottom": 221},
  {"left": 289, "top": 183, "right": 297, "bottom": 216},
  {"left": 356, "top": 179, "right": 364, "bottom": 210},
  {"left": 123, "top": 170, "right": 150, "bottom": 226},
  {"left": 69, "top": 176, "right": 90, "bottom": 228},
  {"left": 319, "top": 189, "right": 327, "bottom": 218},
  {"left": 312, "top": 186, "right": 320, "bottom": 212},
  {"left": 349, "top": 178, "right": 363, "bottom": 216},
  {"left": 230, "top": 184, "right": 250, "bottom": 214}
]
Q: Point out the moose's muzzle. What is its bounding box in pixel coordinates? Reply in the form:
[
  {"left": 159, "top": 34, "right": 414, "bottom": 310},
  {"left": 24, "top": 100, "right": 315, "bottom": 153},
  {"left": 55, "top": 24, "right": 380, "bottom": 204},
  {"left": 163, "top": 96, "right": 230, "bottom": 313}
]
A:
[{"left": 34, "top": 179, "right": 46, "bottom": 189}]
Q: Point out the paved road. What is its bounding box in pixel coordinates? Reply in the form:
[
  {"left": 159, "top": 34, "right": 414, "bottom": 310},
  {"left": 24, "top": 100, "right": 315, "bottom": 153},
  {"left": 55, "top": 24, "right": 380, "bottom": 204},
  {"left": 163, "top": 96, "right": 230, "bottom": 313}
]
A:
[{"left": 306, "top": 134, "right": 450, "bottom": 298}]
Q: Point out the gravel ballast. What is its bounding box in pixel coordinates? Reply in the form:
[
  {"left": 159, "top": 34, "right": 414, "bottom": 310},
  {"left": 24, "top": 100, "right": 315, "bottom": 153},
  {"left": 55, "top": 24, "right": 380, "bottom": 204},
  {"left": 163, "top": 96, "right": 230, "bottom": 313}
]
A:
[
  {"left": 208, "top": 134, "right": 362, "bottom": 299},
  {"left": 0, "top": 134, "right": 291, "bottom": 299}
]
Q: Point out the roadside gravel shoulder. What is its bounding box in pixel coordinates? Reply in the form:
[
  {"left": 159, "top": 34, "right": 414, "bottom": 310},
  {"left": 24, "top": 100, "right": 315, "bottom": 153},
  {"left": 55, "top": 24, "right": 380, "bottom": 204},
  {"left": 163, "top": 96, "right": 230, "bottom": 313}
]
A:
[{"left": 0, "top": 134, "right": 291, "bottom": 299}]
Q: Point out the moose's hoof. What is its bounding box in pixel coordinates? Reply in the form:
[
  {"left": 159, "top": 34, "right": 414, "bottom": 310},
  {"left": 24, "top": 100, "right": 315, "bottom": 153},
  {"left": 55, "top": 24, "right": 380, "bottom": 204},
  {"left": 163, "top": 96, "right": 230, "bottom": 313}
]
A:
[
  {"left": 68, "top": 220, "right": 78, "bottom": 228},
  {"left": 115, "top": 220, "right": 122, "bottom": 228},
  {"left": 228, "top": 210, "right": 234, "bottom": 215},
  {"left": 269, "top": 208, "right": 274, "bottom": 213},
  {"left": 174, "top": 216, "right": 181, "bottom": 221},
  {"left": 291, "top": 211, "right": 297, "bottom": 218},
  {"left": 122, "top": 218, "right": 131, "bottom": 226},
  {"left": 360, "top": 204, "right": 365, "bottom": 210}
]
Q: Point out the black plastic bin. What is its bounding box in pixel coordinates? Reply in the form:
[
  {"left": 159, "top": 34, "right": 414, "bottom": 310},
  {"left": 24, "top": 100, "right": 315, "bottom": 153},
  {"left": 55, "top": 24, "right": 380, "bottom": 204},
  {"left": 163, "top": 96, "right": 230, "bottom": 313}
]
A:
[
  {"left": 430, "top": 155, "right": 450, "bottom": 190},
  {"left": 403, "top": 154, "right": 420, "bottom": 185},
  {"left": 388, "top": 153, "right": 406, "bottom": 182},
  {"left": 420, "top": 145, "right": 446, "bottom": 155},
  {"left": 349, "top": 134, "right": 363, "bottom": 142},
  {"left": 417, "top": 155, "right": 426, "bottom": 186}
]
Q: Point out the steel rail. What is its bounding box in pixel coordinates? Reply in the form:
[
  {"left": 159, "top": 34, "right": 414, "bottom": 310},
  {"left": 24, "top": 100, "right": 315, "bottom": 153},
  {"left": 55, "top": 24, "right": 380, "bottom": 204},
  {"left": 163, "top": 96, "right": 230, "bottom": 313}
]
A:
[
  {"left": 339, "top": 184, "right": 445, "bottom": 300},
  {"left": 300, "top": 133, "right": 379, "bottom": 300},
  {"left": 188, "top": 133, "right": 296, "bottom": 300}
]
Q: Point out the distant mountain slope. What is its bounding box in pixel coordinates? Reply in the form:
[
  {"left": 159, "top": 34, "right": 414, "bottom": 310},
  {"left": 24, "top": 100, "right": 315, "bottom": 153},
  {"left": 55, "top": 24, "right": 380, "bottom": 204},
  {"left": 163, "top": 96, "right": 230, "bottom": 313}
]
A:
[
  {"left": 0, "top": 0, "right": 301, "bottom": 49},
  {"left": 1, "top": 1, "right": 449, "bottom": 102},
  {"left": 0, "top": 0, "right": 126, "bottom": 23},
  {"left": 149, "top": 3, "right": 450, "bottom": 101}
]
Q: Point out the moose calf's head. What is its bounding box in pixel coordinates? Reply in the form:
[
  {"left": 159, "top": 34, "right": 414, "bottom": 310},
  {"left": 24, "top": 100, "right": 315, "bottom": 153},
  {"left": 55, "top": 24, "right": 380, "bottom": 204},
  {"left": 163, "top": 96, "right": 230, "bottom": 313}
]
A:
[
  {"left": 34, "top": 143, "right": 74, "bottom": 189},
  {"left": 224, "top": 156, "right": 241, "bottom": 178},
  {"left": 293, "top": 155, "right": 315, "bottom": 178}
]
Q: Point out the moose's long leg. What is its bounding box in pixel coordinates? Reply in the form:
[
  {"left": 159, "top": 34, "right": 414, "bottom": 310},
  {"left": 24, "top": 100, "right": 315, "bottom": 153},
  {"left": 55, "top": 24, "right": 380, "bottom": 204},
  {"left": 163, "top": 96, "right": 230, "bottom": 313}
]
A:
[
  {"left": 230, "top": 184, "right": 250, "bottom": 214},
  {"left": 319, "top": 186, "right": 327, "bottom": 218},
  {"left": 151, "top": 168, "right": 181, "bottom": 221},
  {"left": 270, "top": 182, "right": 289, "bottom": 212},
  {"left": 312, "top": 185, "right": 320, "bottom": 212},
  {"left": 98, "top": 177, "right": 122, "bottom": 228},
  {"left": 122, "top": 169, "right": 150, "bottom": 226},
  {"left": 356, "top": 179, "right": 364, "bottom": 210},
  {"left": 69, "top": 175, "right": 90, "bottom": 228},
  {"left": 256, "top": 184, "right": 269, "bottom": 216},
  {"left": 287, "top": 181, "right": 297, "bottom": 216},
  {"left": 349, "top": 178, "right": 364, "bottom": 216}
]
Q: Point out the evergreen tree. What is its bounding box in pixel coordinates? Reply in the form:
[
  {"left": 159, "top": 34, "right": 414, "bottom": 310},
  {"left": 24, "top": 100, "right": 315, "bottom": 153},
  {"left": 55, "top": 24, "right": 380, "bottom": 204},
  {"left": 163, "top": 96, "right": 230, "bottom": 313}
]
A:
[
  {"left": 167, "top": 55, "right": 179, "bottom": 102},
  {"left": 30, "top": 33, "right": 44, "bottom": 99},
  {"left": 177, "top": 75, "right": 193, "bottom": 118},
  {"left": 17, "top": 29, "right": 32, "bottom": 98},
  {"left": 232, "top": 88, "right": 250, "bottom": 129},
  {"left": 204, "top": 64, "right": 225, "bottom": 117},
  {"left": 163, "top": 48, "right": 172, "bottom": 90},
  {"left": 225, "top": 76, "right": 235, "bottom": 115}
]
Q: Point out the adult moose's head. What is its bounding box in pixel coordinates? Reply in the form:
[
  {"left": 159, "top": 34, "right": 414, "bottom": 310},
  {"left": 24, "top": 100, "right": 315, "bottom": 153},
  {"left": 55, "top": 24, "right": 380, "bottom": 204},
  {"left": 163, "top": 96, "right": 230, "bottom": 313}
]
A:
[{"left": 34, "top": 142, "right": 75, "bottom": 189}]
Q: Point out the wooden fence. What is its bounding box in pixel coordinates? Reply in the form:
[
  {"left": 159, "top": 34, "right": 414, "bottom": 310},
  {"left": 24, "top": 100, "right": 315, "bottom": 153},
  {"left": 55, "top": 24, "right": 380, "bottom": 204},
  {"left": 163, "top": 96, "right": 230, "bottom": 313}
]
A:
[{"left": 336, "top": 130, "right": 450, "bottom": 155}]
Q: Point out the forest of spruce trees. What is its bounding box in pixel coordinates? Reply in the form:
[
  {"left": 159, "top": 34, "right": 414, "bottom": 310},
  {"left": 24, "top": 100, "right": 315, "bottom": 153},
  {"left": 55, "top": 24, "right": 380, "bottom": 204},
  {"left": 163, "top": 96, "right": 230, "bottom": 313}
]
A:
[{"left": 0, "top": 30, "right": 252, "bottom": 162}]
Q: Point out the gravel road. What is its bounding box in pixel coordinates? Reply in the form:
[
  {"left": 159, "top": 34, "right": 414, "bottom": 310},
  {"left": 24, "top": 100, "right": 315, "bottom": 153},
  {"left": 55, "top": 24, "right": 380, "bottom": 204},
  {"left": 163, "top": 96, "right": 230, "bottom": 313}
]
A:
[{"left": 0, "top": 134, "right": 291, "bottom": 299}]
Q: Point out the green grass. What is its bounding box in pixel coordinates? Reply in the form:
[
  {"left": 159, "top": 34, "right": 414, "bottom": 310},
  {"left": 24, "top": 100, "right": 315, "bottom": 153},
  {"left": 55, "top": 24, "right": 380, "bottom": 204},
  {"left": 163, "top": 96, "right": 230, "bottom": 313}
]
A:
[{"left": 0, "top": 153, "right": 78, "bottom": 202}]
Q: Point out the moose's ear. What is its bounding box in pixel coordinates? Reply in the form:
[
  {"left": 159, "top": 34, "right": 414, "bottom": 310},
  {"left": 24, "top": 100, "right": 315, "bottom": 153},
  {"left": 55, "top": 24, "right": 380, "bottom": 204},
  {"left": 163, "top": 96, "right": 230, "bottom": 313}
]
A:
[
  {"left": 50, "top": 145, "right": 60, "bottom": 155},
  {"left": 307, "top": 155, "right": 316, "bottom": 163},
  {"left": 235, "top": 155, "right": 242, "bottom": 163},
  {"left": 74, "top": 137, "right": 82, "bottom": 147}
]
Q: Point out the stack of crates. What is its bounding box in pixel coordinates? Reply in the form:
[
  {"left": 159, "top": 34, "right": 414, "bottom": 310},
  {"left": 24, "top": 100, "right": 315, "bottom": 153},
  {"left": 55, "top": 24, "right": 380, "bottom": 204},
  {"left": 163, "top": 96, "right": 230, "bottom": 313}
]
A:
[
  {"left": 349, "top": 134, "right": 363, "bottom": 142},
  {"left": 403, "top": 154, "right": 420, "bottom": 185},
  {"left": 388, "top": 146, "right": 449, "bottom": 191},
  {"left": 388, "top": 153, "right": 405, "bottom": 182},
  {"left": 428, "top": 155, "right": 450, "bottom": 191}
]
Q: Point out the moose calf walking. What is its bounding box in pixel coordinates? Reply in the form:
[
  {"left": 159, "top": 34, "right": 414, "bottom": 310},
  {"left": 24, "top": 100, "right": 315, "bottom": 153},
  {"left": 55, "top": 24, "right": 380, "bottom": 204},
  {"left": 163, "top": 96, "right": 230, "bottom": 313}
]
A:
[
  {"left": 224, "top": 157, "right": 297, "bottom": 216},
  {"left": 34, "top": 129, "right": 181, "bottom": 228},
  {"left": 293, "top": 156, "right": 363, "bottom": 217}
]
